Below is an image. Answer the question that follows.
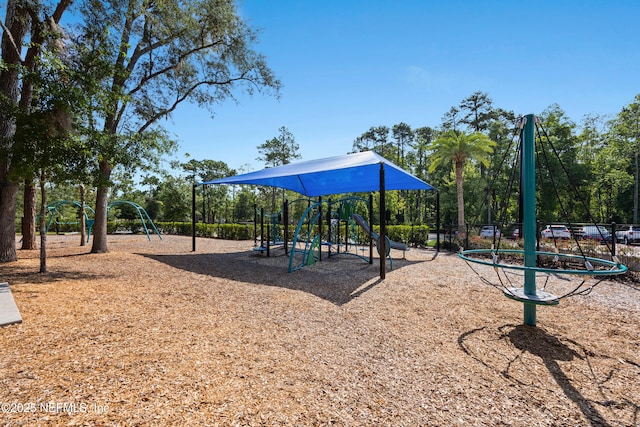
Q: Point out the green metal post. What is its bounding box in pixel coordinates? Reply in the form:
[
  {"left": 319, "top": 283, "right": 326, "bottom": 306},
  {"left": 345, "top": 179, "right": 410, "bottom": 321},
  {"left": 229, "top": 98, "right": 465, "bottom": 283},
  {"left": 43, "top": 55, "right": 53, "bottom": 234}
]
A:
[{"left": 522, "top": 114, "right": 537, "bottom": 326}]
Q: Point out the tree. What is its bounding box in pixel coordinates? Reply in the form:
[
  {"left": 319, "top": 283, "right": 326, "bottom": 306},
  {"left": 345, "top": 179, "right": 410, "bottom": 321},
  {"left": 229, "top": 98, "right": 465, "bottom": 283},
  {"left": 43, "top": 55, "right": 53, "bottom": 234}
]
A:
[
  {"left": 12, "top": 57, "right": 85, "bottom": 272},
  {"left": 391, "top": 122, "right": 413, "bottom": 168},
  {"left": 0, "top": 0, "right": 72, "bottom": 262},
  {"left": 352, "top": 126, "right": 390, "bottom": 158},
  {"left": 175, "top": 158, "right": 234, "bottom": 222},
  {"left": 233, "top": 187, "right": 255, "bottom": 222},
  {"left": 257, "top": 126, "right": 299, "bottom": 168},
  {"left": 536, "top": 105, "right": 587, "bottom": 224},
  {"left": 156, "top": 175, "right": 191, "bottom": 221},
  {"left": 457, "top": 92, "right": 517, "bottom": 223},
  {"left": 441, "top": 107, "right": 461, "bottom": 132},
  {"left": 257, "top": 126, "right": 299, "bottom": 211},
  {"left": 485, "top": 117, "right": 518, "bottom": 224},
  {"left": 411, "top": 126, "right": 434, "bottom": 224},
  {"left": 428, "top": 130, "right": 496, "bottom": 231},
  {"left": 618, "top": 96, "right": 640, "bottom": 223},
  {"left": 459, "top": 91, "right": 496, "bottom": 133},
  {"left": 71, "top": 0, "right": 281, "bottom": 254}
]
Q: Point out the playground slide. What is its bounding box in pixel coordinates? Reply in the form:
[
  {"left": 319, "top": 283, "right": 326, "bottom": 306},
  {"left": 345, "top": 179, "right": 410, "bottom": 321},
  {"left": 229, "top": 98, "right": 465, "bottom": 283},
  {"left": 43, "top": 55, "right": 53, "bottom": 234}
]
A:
[{"left": 351, "top": 214, "right": 410, "bottom": 251}]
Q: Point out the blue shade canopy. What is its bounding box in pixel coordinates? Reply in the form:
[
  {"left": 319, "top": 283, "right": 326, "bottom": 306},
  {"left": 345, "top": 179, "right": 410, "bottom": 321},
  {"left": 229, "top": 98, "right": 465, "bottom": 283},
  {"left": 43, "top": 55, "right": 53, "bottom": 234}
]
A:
[{"left": 200, "top": 151, "right": 435, "bottom": 197}]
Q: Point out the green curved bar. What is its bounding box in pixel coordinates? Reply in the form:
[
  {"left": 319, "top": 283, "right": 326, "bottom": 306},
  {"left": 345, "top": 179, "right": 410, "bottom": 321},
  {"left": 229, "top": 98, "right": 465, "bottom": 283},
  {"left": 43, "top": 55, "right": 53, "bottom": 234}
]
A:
[{"left": 458, "top": 248, "right": 628, "bottom": 276}]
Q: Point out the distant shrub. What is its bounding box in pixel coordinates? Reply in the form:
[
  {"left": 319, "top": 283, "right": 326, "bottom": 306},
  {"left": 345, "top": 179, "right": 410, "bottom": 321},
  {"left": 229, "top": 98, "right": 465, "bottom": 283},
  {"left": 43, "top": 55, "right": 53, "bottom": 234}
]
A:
[{"left": 153, "top": 221, "right": 430, "bottom": 247}]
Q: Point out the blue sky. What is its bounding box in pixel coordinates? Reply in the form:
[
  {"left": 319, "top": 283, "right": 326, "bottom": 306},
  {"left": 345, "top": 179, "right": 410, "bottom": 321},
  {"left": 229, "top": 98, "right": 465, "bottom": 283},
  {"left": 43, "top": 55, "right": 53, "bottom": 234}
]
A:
[{"left": 168, "top": 0, "right": 639, "bottom": 173}]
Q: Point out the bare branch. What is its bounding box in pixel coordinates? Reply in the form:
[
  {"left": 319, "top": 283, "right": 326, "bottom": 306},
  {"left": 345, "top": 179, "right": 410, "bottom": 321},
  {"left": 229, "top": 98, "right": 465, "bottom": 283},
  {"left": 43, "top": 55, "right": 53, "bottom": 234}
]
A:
[
  {"left": 134, "top": 73, "right": 251, "bottom": 136},
  {"left": 0, "top": 15, "right": 23, "bottom": 61},
  {"left": 127, "top": 38, "right": 229, "bottom": 98}
]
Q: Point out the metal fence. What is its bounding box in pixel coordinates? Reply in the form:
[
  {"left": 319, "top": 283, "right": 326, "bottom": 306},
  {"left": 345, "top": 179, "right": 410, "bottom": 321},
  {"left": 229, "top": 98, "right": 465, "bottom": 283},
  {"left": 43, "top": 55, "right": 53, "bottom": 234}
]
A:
[{"left": 438, "top": 222, "right": 640, "bottom": 271}]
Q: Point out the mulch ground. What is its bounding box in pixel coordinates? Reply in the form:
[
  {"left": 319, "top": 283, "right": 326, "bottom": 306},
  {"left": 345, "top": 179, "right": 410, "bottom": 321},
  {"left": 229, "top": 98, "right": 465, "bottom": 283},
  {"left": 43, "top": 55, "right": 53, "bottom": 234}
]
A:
[{"left": 0, "top": 234, "right": 638, "bottom": 426}]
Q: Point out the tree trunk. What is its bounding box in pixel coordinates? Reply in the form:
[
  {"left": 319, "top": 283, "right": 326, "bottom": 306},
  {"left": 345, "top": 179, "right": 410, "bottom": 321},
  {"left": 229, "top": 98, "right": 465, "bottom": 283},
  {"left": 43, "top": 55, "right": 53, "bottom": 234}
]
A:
[
  {"left": 91, "top": 186, "right": 109, "bottom": 253},
  {"left": 455, "top": 161, "right": 465, "bottom": 234},
  {"left": 39, "top": 170, "right": 47, "bottom": 273},
  {"left": 79, "top": 184, "right": 86, "bottom": 246},
  {"left": 0, "top": 0, "right": 31, "bottom": 263},
  {"left": 21, "top": 180, "right": 37, "bottom": 249},
  {"left": 0, "top": 181, "right": 19, "bottom": 262},
  {"left": 91, "top": 160, "right": 111, "bottom": 253}
]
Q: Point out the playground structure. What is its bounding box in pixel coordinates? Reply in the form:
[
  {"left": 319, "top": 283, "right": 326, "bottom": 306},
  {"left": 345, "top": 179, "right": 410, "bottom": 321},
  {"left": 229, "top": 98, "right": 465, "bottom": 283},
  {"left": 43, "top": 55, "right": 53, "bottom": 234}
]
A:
[
  {"left": 252, "top": 203, "right": 286, "bottom": 255},
  {"left": 251, "top": 196, "right": 410, "bottom": 273},
  {"left": 41, "top": 200, "right": 161, "bottom": 241},
  {"left": 288, "top": 197, "right": 362, "bottom": 271},
  {"left": 195, "top": 150, "right": 437, "bottom": 279},
  {"left": 107, "top": 200, "right": 162, "bottom": 241},
  {"left": 287, "top": 196, "right": 410, "bottom": 273},
  {"left": 459, "top": 114, "right": 627, "bottom": 326},
  {"left": 43, "top": 200, "right": 96, "bottom": 242}
]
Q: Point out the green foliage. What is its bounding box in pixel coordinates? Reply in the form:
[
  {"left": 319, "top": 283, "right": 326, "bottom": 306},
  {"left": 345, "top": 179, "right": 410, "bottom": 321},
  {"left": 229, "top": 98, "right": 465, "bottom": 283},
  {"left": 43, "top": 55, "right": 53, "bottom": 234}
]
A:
[
  {"left": 150, "top": 220, "right": 432, "bottom": 247},
  {"left": 156, "top": 222, "right": 254, "bottom": 240},
  {"left": 428, "top": 130, "right": 497, "bottom": 228},
  {"left": 157, "top": 175, "right": 192, "bottom": 221},
  {"left": 257, "top": 126, "right": 300, "bottom": 168},
  {"left": 67, "top": 0, "right": 281, "bottom": 252},
  {"left": 144, "top": 197, "right": 161, "bottom": 220},
  {"left": 233, "top": 189, "right": 257, "bottom": 222},
  {"left": 256, "top": 126, "right": 300, "bottom": 212},
  {"left": 386, "top": 225, "right": 430, "bottom": 247},
  {"left": 352, "top": 126, "right": 392, "bottom": 158}
]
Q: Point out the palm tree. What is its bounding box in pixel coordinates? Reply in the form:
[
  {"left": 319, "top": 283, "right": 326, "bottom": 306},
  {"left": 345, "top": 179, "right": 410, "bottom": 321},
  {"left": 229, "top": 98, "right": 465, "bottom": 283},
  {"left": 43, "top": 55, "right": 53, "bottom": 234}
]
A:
[{"left": 428, "top": 130, "right": 496, "bottom": 232}]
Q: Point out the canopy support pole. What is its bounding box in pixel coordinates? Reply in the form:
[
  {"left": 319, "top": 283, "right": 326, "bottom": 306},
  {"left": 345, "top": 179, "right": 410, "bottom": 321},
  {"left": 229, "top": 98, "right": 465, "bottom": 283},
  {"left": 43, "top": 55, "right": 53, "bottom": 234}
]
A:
[
  {"left": 318, "top": 196, "right": 322, "bottom": 262},
  {"left": 379, "top": 162, "right": 386, "bottom": 280}
]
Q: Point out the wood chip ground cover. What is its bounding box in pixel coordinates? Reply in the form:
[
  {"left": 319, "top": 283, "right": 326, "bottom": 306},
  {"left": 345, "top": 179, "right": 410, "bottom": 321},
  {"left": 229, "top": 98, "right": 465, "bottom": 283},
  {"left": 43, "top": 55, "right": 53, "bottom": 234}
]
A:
[{"left": 0, "top": 235, "right": 638, "bottom": 426}]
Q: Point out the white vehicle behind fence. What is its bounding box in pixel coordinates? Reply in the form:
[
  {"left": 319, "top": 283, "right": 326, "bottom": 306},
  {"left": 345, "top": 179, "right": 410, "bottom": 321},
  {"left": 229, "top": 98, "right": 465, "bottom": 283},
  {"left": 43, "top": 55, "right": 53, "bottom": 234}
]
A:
[
  {"left": 541, "top": 224, "right": 571, "bottom": 239},
  {"left": 479, "top": 226, "right": 501, "bottom": 238},
  {"left": 615, "top": 225, "right": 640, "bottom": 245}
]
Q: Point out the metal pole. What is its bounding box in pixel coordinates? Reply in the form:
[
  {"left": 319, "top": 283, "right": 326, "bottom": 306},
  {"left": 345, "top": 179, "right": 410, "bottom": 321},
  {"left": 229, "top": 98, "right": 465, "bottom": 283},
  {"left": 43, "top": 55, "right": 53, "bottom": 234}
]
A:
[
  {"left": 253, "top": 204, "right": 257, "bottom": 247},
  {"left": 523, "top": 114, "right": 537, "bottom": 326},
  {"left": 191, "top": 184, "right": 196, "bottom": 252},
  {"left": 318, "top": 196, "right": 322, "bottom": 262},
  {"left": 283, "top": 200, "right": 289, "bottom": 255},
  {"left": 202, "top": 185, "right": 207, "bottom": 223},
  {"left": 636, "top": 115, "right": 639, "bottom": 224},
  {"left": 436, "top": 190, "right": 441, "bottom": 252},
  {"left": 635, "top": 148, "right": 638, "bottom": 225},
  {"left": 379, "top": 163, "right": 386, "bottom": 280},
  {"left": 266, "top": 210, "right": 270, "bottom": 257},
  {"left": 611, "top": 222, "right": 616, "bottom": 257},
  {"left": 369, "top": 194, "right": 373, "bottom": 264},
  {"left": 260, "top": 207, "right": 264, "bottom": 252},
  {"left": 327, "top": 199, "right": 332, "bottom": 258}
]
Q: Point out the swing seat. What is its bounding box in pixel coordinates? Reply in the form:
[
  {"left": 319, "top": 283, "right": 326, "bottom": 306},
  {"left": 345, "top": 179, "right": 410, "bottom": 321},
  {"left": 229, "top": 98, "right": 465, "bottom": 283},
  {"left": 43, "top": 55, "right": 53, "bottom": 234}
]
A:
[{"left": 503, "top": 287, "right": 560, "bottom": 306}]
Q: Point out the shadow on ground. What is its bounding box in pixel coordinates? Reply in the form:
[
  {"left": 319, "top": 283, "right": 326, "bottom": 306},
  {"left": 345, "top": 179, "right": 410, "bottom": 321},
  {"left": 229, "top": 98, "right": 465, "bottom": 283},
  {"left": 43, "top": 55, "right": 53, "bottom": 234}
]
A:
[
  {"left": 139, "top": 249, "right": 433, "bottom": 305},
  {"left": 458, "top": 324, "right": 640, "bottom": 427},
  {"left": 0, "top": 254, "right": 107, "bottom": 286}
]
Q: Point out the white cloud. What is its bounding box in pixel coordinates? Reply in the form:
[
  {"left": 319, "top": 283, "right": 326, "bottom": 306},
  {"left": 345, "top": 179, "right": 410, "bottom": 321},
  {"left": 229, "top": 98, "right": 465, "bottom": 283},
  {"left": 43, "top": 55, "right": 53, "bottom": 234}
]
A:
[{"left": 405, "top": 65, "right": 434, "bottom": 89}]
